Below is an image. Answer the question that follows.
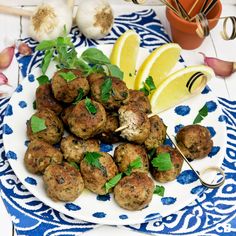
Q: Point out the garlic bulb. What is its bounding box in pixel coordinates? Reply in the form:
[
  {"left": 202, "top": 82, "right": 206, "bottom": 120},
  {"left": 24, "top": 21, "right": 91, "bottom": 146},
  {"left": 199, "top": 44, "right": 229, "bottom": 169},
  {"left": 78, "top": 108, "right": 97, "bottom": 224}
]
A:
[
  {"left": 75, "top": 0, "right": 114, "bottom": 40},
  {"left": 29, "top": 0, "right": 72, "bottom": 42}
]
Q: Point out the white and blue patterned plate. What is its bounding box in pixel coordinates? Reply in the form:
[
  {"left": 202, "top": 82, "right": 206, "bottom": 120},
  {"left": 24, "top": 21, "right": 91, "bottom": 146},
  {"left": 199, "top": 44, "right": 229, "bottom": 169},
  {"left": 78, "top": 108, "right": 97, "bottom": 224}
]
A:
[{"left": 2, "top": 44, "right": 226, "bottom": 225}]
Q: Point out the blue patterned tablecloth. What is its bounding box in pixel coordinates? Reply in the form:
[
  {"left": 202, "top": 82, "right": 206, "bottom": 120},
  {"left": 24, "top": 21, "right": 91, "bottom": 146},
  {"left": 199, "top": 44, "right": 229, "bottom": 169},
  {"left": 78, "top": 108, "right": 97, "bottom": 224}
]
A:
[{"left": 0, "top": 9, "right": 235, "bottom": 236}]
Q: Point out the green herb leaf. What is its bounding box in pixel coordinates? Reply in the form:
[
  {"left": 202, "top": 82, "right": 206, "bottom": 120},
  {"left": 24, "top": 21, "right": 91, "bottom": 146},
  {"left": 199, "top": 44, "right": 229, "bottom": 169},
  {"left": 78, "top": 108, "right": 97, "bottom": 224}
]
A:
[
  {"left": 100, "top": 78, "right": 112, "bottom": 102},
  {"left": 139, "top": 76, "right": 156, "bottom": 96},
  {"left": 85, "top": 97, "right": 97, "bottom": 115},
  {"left": 36, "top": 75, "right": 50, "bottom": 85},
  {"left": 81, "top": 48, "right": 110, "bottom": 65},
  {"left": 124, "top": 156, "right": 143, "bottom": 176},
  {"left": 36, "top": 40, "right": 56, "bottom": 51},
  {"left": 154, "top": 185, "right": 165, "bottom": 197},
  {"left": 104, "top": 173, "right": 123, "bottom": 193},
  {"left": 84, "top": 152, "right": 102, "bottom": 169},
  {"left": 106, "top": 64, "right": 124, "bottom": 80},
  {"left": 148, "top": 148, "right": 156, "bottom": 159},
  {"left": 151, "top": 153, "right": 173, "bottom": 171},
  {"left": 30, "top": 115, "right": 47, "bottom": 133},
  {"left": 73, "top": 88, "right": 84, "bottom": 104},
  {"left": 41, "top": 49, "right": 53, "bottom": 74},
  {"left": 193, "top": 104, "right": 208, "bottom": 124},
  {"left": 33, "top": 100, "right": 37, "bottom": 110},
  {"left": 59, "top": 71, "right": 77, "bottom": 82},
  {"left": 69, "top": 161, "right": 80, "bottom": 170}
]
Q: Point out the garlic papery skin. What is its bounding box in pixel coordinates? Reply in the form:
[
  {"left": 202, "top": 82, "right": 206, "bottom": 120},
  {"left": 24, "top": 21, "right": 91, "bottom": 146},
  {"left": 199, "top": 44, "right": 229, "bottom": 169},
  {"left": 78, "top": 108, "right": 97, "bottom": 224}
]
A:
[
  {"left": 75, "top": 0, "right": 114, "bottom": 40},
  {"left": 29, "top": 0, "right": 73, "bottom": 42}
]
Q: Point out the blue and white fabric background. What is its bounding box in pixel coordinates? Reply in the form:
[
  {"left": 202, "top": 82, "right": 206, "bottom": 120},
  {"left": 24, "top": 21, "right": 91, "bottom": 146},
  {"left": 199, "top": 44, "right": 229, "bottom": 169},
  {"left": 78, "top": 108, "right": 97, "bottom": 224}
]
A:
[{"left": 0, "top": 9, "right": 235, "bottom": 236}]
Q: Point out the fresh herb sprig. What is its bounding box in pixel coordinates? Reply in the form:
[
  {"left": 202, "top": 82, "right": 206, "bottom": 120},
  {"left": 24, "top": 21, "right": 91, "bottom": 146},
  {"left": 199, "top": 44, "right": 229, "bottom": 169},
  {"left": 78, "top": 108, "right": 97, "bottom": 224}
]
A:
[
  {"left": 151, "top": 153, "right": 173, "bottom": 171},
  {"left": 30, "top": 115, "right": 47, "bottom": 133},
  {"left": 193, "top": 104, "right": 208, "bottom": 124},
  {"left": 140, "top": 76, "right": 156, "bottom": 96},
  {"left": 73, "top": 88, "right": 84, "bottom": 104},
  {"left": 104, "top": 173, "right": 123, "bottom": 193},
  {"left": 59, "top": 71, "right": 77, "bottom": 82},
  {"left": 69, "top": 161, "right": 80, "bottom": 170},
  {"left": 124, "top": 157, "right": 143, "bottom": 176},
  {"left": 154, "top": 185, "right": 165, "bottom": 197},
  {"left": 84, "top": 152, "right": 102, "bottom": 169},
  {"left": 36, "top": 75, "right": 50, "bottom": 85},
  {"left": 100, "top": 78, "right": 112, "bottom": 102},
  {"left": 85, "top": 97, "right": 97, "bottom": 115}
]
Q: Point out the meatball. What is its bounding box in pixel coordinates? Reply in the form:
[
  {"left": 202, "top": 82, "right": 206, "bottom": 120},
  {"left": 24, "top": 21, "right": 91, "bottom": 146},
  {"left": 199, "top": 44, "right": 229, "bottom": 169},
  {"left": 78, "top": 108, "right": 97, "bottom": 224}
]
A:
[
  {"left": 114, "top": 143, "right": 149, "bottom": 173},
  {"left": 60, "top": 105, "right": 75, "bottom": 127},
  {"left": 128, "top": 89, "right": 151, "bottom": 114},
  {"left": 61, "top": 135, "right": 100, "bottom": 163},
  {"left": 36, "top": 83, "right": 63, "bottom": 115},
  {"left": 97, "top": 112, "right": 120, "bottom": 144},
  {"left": 43, "top": 163, "right": 84, "bottom": 202},
  {"left": 118, "top": 105, "right": 151, "bottom": 144},
  {"left": 176, "top": 124, "right": 213, "bottom": 160},
  {"left": 150, "top": 145, "right": 183, "bottom": 183},
  {"left": 114, "top": 172, "right": 154, "bottom": 211},
  {"left": 80, "top": 152, "right": 118, "bottom": 195},
  {"left": 24, "top": 139, "right": 63, "bottom": 174},
  {"left": 87, "top": 73, "right": 105, "bottom": 85},
  {"left": 91, "top": 76, "right": 129, "bottom": 110},
  {"left": 27, "top": 109, "right": 64, "bottom": 144},
  {"left": 51, "top": 69, "right": 89, "bottom": 103},
  {"left": 68, "top": 99, "right": 106, "bottom": 139},
  {"left": 144, "top": 115, "right": 167, "bottom": 150}
]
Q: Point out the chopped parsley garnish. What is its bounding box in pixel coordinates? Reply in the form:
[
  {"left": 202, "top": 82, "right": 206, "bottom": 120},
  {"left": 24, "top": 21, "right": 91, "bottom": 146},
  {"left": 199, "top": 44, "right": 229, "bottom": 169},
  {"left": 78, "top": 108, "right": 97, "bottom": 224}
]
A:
[
  {"left": 36, "top": 75, "right": 50, "bottom": 85},
  {"left": 59, "top": 71, "right": 77, "bottom": 82},
  {"left": 105, "top": 64, "right": 124, "bottom": 80},
  {"left": 124, "top": 156, "right": 143, "bottom": 176},
  {"left": 100, "top": 78, "right": 112, "bottom": 102},
  {"left": 140, "top": 76, "right": 156, "bottom": 96},
  {"left": 69, "top": 161, "right": 80, "bottom": 170},
  {"left": 85, "top": 97, "right": 97, "bottom": 115},
  {"left": 84, "top": 152, "right": 102, "bottom": 169},
  {"left": 73, "top": 88, "right": 84, "bottom": 104},
  {"left": 104, "top": 173, "right": 123, "bottom": 193},
  {"left": 154, "top": 185, "right": 165, "bottom": 196},
  {"left": 151, "top": 153, "right": 173, "bottom": 171},
  {"left": 30, "top": 115, "right": 47, "bottom": 133},
  {"left": 193, "top": 104, "right": 208, "bottom": 124}
]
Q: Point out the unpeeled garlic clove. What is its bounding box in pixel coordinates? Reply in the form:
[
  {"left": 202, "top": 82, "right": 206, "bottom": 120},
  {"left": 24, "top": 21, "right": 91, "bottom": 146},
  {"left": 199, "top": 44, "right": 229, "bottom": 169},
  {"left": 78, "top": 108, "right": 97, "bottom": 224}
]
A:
[
  {"left": 0, "top": 46, "right": 15, "bottom": 70},
  {"left": 18, "top": 43, "right": 32, "bottom": 56},
  {"left": 200, "top": 52, "right": 236, "bottom": 77},
  {"left": 0, "top": 72, "right": 11, "bottom": 87}
]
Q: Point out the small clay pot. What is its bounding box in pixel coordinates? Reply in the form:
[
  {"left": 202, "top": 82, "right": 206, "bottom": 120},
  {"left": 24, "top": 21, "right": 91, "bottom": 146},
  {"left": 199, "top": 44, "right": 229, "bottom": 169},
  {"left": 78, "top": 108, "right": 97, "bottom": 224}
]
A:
[{"left": 166, "top": 0, "right": 222, "bottom": 50}]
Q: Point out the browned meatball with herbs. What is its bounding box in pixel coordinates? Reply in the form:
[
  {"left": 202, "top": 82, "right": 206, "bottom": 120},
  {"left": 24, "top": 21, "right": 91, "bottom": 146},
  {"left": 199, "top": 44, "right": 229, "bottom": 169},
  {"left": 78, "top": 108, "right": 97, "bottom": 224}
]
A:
[
  {"left": 114, "top": 143, "right": 149, "bottom": 173},
  {"left": 150, "top": 145, "right": 183, "bottom": 183},
  {"left": 60, "top": 105, "right": 75, "bottom": 127},
  {"left": 144, "top": 115, "right": 167, "bottom": 150},
  {"left": 24, "top": 139, "right": 63, "bottom": 174},
  {"left": 51, "top": 69, "right": 89, "bottom": 103},
  {"left": 97, "top": 112, "right": 120, "bottom": 144},
  {"left": 27, "top": 109, "right": 64, "bottom": 144},
  {"left": 60, "top": 135, "right": 100, "bottom": 163},
  {"left": 118, "top": 105, "right": 151, "bottom": 144},
  {"left": 176, "top": 124, "right": 213, "bottom": 160},
  {"left": 91, "top": 76, "right": 129, "bottom": 110},
  {"left": 87, "top": 73, "right": 105, "bottom": 85},
  {"left": 36, "top": 83, "right": 63, "bottom": 115},
  {"left": 128, "top": 89, "right": 151, "bottom": 114},
  {"left": 80, "top": 152, "right": 118, "bottom": 195},
  {"left": 68, "top": 99, "right": 106, "bottom": 139},
  {"left": 114, "top": 172, "right": 154, "bottom": 211},
  {"left": 43, "top": 163, "right": 84, "bottom": 202}
]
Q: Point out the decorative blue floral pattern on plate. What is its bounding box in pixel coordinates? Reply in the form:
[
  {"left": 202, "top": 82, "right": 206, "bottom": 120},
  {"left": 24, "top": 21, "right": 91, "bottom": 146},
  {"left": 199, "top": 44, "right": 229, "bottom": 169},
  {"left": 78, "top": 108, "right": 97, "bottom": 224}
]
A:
[{"left": 0, "top": 9, "right": 235, "bottom": 236}]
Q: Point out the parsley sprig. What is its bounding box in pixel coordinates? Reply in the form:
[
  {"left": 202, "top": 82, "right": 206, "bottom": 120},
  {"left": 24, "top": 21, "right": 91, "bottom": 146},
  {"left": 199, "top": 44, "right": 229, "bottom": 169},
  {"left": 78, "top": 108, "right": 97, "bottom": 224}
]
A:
[
  {"left": 30, "top": 115, "right": 47, "bottom": 133},
  {"left": 154, "top": 185, "right": 165, "bottom": 197},
  {"left": 193, "top": 104, "right": 208, "bottom": 124},
  {"left": 85, "top": 97, "right": 97, "bottom": 115},
  {"left": 140, "top": 76, "right": 156, "bottom": 96},
  {"left": 59, "top": 71, "right": 77, "bottom": 82},
  {"left": 124, "top": 157, "right": 143, "bottom": 176},
  {"left": 151, "top": 152, "right": 173, "bottom": 171},
  {"left": 84, "top": 152, "right": 102, "bottom": 169},
  {"left": 100, "top": 78, "right": 112, "bottom": 102},
  {"left": 104, "top": 173, "right": 123, "bottom": 193},
  {"left": 73, "top": 88, "right": 84, "bottom": 105}
]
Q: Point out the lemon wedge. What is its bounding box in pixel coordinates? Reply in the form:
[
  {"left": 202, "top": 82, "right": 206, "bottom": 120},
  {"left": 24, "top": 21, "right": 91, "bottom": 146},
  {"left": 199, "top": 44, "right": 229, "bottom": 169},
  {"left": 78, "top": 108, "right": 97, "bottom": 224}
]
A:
[
  {"left": 134, "top": 43, "right": 181, "bottom": 90},
  {"left": 110, "top": 30, "right": 140, "bottom": 89},
  {"left": 150, "top": 65, "right": 214, "bottom": 114}
]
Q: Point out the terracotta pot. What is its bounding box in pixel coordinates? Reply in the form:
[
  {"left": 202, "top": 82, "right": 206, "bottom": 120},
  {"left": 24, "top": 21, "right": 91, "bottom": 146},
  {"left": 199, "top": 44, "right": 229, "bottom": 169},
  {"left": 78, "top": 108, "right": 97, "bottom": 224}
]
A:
[{"left": 166, "top": 0, "right": 222, "bottom": 50}]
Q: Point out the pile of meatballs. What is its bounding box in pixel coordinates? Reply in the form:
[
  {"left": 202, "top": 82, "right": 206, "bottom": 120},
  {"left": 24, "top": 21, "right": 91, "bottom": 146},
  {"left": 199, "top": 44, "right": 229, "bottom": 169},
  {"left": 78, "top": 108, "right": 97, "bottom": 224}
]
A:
[{"left": 24, "top": 68, "right": 213, "bottom": 211}]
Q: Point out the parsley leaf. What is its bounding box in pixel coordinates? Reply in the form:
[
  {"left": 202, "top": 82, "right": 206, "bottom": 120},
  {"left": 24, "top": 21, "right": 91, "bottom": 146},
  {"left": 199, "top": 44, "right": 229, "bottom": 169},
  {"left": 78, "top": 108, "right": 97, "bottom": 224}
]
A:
[
  {"left": 41, "top": 49, "right": 53, "bottom": 74},
  {"left": 105, "top": 64, "right": 124, "bottom": 80},
  {"left": 124, "top": 156, "right": 143, "bottom": 176},
  {"left": 35, "top": 40, "right": 56, "bottom": 51},
  {"left": 84, "top": 152, "right": 102, "bottom": 169},
  {"left": 30, "top": 115, "right": 47, "bottom": 133},
  {"left": 36, "top": 75, "right": 50, "bottom": 85},
  {"left": 148, "top": 148, "right": 156, "bottom": 159},
  {"left": 193, "top": 104, "right": 208, "bottom": 124},
  {"left": 140, "top": 76, "right": 156, "bottom": 96},
  {"left": 69, "top": 161, "right": 80, "bottom": 170},
  {"left": 59, "top": 71, "right": 77, "bottom": 82},
  {"left": 73, "top": 88, "right": 84, "bottom": 104},
  {"left": 100, "top": 78, "right": 112, "bottom": 102},
  {"left": 104, "top": 173, "right": 123, "bottom": 193},
  {"left": 151, "top": 153, "right": 173, "bottom": 171},
  {"left": 81, "top": 48, "right": 110, "bottom": 65},
  {"left": 85, "top": 97, "right": 97, "bottom": 115},
  {"left": 154, "top": 185, "right": 165, "bottom": 197}
]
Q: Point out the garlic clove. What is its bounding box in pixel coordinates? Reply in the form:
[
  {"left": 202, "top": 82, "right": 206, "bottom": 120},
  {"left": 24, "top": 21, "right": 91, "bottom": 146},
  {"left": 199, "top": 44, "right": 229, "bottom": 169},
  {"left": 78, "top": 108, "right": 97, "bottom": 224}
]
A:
[
  {"left": 0, "top": 72, "right": 12, "bottom": 87},
  {"left": 18, "top": 43, "right": 32, "bottom": 56},
  {"left": 0, "top": 46, "right": 15, "bottom": 70},
  {"left": 200, "top": 52, "right": 236, "bottom": 77}
]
